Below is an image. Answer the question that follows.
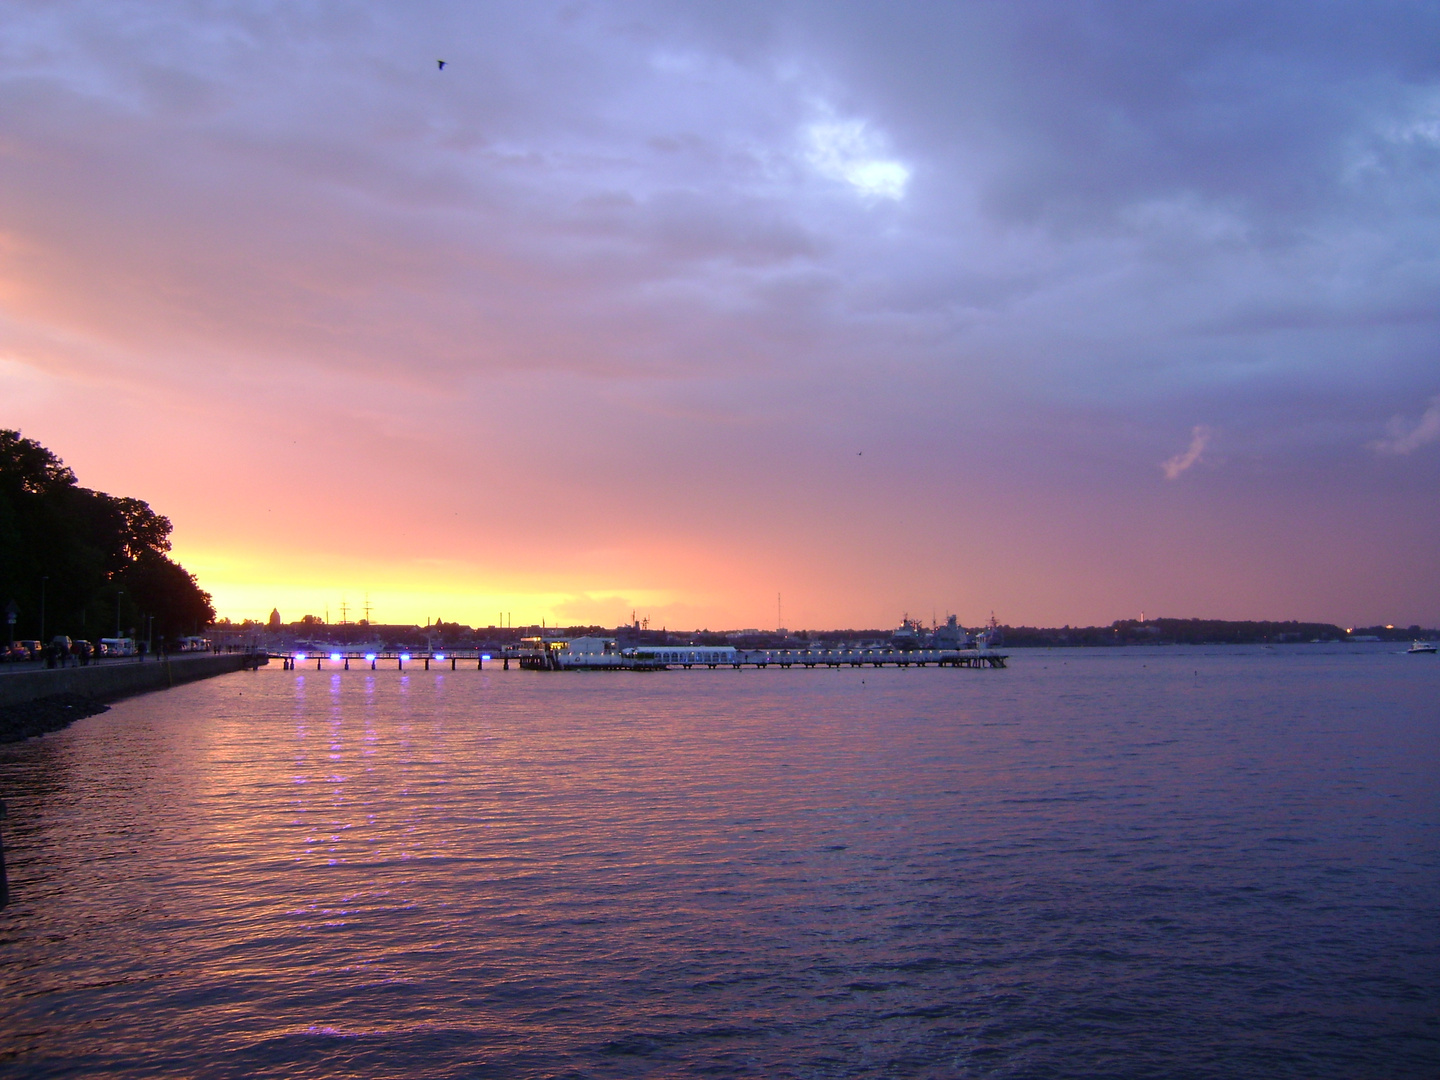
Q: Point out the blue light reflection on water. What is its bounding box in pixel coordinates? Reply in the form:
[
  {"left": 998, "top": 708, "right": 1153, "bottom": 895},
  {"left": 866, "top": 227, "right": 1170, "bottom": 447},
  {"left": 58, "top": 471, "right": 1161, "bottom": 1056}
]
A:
[{"left": 0, "top": 646, "right": 1437, "bottom": 1078}]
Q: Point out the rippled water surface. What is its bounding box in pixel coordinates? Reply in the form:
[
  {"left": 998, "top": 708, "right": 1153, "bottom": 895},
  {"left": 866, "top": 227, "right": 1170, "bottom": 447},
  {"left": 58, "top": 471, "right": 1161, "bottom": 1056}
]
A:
[{"left": 1, "top": 646, "right": 1437, "bottom": 1078}]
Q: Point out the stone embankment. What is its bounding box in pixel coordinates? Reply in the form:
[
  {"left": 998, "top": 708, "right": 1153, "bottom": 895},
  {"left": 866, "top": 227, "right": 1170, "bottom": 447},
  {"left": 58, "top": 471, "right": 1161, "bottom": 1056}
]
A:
[{"left": 0, "top": 653, "right": 266, "bottom": 742}]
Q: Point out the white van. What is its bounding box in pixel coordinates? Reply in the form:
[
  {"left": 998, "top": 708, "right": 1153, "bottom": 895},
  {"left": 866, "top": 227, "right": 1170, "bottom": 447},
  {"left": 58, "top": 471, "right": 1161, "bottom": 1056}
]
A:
[{"left": 100, "top": 637, "right": 136, "bottom": 656}]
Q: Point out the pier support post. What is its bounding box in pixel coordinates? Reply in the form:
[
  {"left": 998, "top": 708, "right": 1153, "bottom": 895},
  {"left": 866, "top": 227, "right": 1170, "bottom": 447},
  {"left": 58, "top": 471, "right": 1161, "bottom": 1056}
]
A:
[
  {"left": 477, "top": 656, "right": 483, "bottom": 670},
  {"left": 316, "top": 657, "right": 321, "bottom": 671},
  {"left": 451, "top": 657, "right": 456, "bottom": 670},
  {"left": 371, "top": 658, "right": 376, "bottom": 670},
  {"left": 0, "top": 799, "right": 8, "bottom": 910},
  {"left": 503, "top": 657, "right": 509, "bottom": 670},
  {"left": 425, "top": 658, "right": 429, "bottom": 671},
  {"left": 344, "top": 658, "right": 349, "bottom": 670}
]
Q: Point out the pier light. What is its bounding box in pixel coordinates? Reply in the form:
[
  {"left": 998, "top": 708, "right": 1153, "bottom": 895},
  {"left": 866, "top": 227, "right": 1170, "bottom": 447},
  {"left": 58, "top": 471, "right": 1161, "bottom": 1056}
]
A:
[
  {"left": 481, "top": 654, "right": 491, "bottom": 661},
  {"left": 434, "top": 653, "right": 445, "bottom": 662},
  {"left": 329, "top": 652, "right": 342, "bottom": 663},
  {"left": 294, "top": 652, "right": 307, "bottom": 664},
  {"left": 400, "top": 653, "right": 411, "bottom": 663},
  {"left": 364, "top": 653, "right": 377, "bottom": 663}
]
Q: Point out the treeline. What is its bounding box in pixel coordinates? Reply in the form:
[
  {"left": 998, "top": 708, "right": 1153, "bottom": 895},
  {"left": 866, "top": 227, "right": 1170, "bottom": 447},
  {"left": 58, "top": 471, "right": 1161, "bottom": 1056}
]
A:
[
  {"left": 997, "top": 618, "right": 1411, "bottom": 647},
  {"left": 0, "top": 430, "right": 214, "bottom": 646}
]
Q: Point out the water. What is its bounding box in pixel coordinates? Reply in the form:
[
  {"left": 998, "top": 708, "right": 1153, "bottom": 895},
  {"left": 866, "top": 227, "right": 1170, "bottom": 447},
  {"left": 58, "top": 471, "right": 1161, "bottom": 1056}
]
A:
[{"left": 1, "top": 646, "right": 1436, "bottom": 1078}]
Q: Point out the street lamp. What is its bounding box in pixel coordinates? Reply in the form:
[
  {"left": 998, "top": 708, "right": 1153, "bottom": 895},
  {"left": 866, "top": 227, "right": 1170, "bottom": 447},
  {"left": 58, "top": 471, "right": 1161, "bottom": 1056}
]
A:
[{"left": 39, "top": 576, "right": 47, "bottom": 644}]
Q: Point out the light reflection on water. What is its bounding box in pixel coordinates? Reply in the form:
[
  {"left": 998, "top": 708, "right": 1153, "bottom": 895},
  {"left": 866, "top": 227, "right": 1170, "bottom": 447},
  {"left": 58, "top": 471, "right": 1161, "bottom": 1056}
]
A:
[{"left": 1, "top": 646, "right": 1437, "bottom": 1079}]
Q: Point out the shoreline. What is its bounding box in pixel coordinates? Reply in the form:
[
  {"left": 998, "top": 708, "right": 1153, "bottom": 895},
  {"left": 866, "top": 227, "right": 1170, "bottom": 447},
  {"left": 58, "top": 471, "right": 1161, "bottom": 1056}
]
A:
[
  {"left": 0, "top": 694, "right": 110, "bottom": 744},
  {"left": 0, "top": 653, "right": 267, "bottom": 743}
]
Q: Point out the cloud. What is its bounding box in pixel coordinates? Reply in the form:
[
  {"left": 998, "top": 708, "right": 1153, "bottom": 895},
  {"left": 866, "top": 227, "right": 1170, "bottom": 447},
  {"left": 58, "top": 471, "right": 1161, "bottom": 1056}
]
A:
[
  {"left": 1162, "top": 425, "right": 1212, "bottom": 480},
  {"left": 2, "top": 2, "right": 1439, "bottom": 626},
  {"left": 1373, "top": 395, "right": 1440, "bottom": 455},
  {"left": 805, "top": 117, "right": 910, "bottom": 199}
]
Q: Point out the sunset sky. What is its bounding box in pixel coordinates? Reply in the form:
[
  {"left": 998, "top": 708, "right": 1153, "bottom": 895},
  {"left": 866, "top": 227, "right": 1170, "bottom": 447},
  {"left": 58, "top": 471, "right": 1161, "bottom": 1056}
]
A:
[{"left": 3, "top": 1, "right": 1437, "bottom": 630}]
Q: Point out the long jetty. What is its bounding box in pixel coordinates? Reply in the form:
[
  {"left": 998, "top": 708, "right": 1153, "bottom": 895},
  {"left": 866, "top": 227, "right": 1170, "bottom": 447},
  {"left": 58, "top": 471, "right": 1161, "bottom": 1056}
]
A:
[
  {"left": 535, "top": 647, "right": 1010, "bottom": 670},
  {"left": 274, "top": 647, "right": 1008, "bottom": 671}
]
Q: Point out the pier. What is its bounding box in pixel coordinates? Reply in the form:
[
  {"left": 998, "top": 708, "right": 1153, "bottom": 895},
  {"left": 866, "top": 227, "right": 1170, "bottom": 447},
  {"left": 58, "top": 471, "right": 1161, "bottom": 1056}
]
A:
[
  {"left": 273, "top": 645, "right": 1008, "bottom": 672},
  {"left": 531, "top": 646, "right": 1009, "bottom": 670}
]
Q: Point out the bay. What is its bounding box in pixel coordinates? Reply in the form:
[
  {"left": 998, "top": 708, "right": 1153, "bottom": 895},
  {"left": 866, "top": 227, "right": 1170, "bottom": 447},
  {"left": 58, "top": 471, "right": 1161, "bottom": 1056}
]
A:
[{"left": 1, "top": 645, "right": 1437, "bottom": 1078}]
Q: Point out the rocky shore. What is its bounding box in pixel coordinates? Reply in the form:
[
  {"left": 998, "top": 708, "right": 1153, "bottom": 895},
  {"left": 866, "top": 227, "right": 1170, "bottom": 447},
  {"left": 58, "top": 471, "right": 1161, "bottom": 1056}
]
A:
[{"left": 0, "top": 694, "right": 111, "bottom": 744}]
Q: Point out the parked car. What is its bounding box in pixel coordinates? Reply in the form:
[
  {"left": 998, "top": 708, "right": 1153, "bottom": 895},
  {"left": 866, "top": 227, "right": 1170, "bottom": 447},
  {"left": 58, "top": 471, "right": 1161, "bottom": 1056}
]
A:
[{"left": 16, "top": 639, "right": 41, "bottom": 660}]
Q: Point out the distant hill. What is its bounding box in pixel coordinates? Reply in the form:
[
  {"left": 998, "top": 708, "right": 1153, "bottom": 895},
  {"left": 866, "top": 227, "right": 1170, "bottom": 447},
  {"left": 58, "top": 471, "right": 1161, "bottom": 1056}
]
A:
[{"left": 995, "top": 618, "right": 1434, "bottom": 647}]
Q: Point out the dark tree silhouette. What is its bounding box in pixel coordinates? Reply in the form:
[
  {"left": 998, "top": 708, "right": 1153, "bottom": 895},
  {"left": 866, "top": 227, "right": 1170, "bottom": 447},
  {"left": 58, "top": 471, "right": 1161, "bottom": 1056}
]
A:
[
  {"left": 0, "top": 430, "right": 213, "bottom": 647},
  {"left": 122, "top": 550, "right": 215, "bottom": 642}
]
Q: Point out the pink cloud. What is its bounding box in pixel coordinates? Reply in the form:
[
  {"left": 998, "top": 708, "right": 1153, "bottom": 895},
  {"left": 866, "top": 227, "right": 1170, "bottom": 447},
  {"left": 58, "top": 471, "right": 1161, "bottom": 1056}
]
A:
[
  {"left": 1161, "top": 426, "right": 1212, "bottom": 480},
  {"left": 1373, "top": 396, "right": 1440, "bottom": 456}
]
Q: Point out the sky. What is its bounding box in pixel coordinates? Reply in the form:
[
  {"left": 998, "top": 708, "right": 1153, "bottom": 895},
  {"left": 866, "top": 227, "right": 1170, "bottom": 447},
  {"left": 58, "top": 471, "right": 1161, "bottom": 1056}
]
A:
[{"left": 2, "top": 0, "right": 1438, "bottom": 630}]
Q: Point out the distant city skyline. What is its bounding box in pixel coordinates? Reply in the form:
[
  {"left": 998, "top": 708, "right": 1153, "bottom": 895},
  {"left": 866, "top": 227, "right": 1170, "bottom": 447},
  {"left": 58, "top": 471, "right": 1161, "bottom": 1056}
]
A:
[{"left": 3, "top": 2, "right": 1437, "bottom": 628}]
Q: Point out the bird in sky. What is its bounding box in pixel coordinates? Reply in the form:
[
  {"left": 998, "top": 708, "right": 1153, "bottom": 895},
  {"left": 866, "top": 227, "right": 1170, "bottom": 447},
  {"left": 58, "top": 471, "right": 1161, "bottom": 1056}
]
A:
[{"left": 437, "top": 59, "right": 446, "bottom": 70}]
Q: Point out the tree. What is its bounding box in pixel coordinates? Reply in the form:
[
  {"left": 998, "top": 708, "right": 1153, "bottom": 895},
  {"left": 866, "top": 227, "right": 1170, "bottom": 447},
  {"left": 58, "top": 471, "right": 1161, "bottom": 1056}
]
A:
[
  {"left": 110, "top": 496, "right": 172, "bottom": 560},
  {"left": 0, "top": 430, "right": 76, "bottom": 495},
  {"left": 0, "top": 429, "right": 214, "bottom": 643},
  {"left": 122, "top": 551, "right": 215, "bottom": 642}
]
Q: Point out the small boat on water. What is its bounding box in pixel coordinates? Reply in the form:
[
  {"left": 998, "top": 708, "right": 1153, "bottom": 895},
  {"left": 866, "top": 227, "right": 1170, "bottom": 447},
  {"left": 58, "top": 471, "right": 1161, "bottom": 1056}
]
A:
[{"left": 1406, "top": 640, "right": 1437, "bottom": 654}]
